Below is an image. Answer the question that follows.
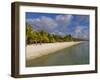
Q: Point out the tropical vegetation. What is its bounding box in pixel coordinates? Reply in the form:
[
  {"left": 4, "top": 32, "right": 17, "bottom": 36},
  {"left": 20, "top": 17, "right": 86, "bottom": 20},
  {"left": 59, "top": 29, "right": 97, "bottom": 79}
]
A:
[{"left": 26, "top": 23, "right": 83, "bottom": 44}]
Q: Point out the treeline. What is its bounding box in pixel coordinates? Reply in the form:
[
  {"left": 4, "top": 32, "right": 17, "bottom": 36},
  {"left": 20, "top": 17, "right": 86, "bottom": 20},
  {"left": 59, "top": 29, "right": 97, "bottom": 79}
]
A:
[{"left": 26, "top": 23, "right": 78, "bottom": 44}]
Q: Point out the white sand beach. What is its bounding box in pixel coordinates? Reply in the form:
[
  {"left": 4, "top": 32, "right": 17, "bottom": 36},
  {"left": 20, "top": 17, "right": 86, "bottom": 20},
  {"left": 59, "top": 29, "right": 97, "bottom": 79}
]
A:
[{"left": 26, "top": 42, "right": 83, "bottom": 60}]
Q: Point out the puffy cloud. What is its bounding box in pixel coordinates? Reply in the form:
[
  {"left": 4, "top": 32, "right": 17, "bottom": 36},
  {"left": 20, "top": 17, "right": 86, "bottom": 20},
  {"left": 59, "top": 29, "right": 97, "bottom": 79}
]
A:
[
  {"left": 26, "top": 14, "right": 73, "bottom": 34},
  {"left": 56, "top": 14, "right": 73, "bottom": 26},
  {"left": 73, "top": 26, "right": 89, "bottom": 39},
  {"left": 26, "top": 14, "right": 89, "bottom": 39},
  {"left": 26, "top": 14, "right": 73, "bottom": 29},
  {"left": 26, "top": 16, "right": 58, "bottom": 32},
  {"left": 40, "top": 16, "right": 58, "bottom": 28},
  {"left": 74, "top": 27, "right": 82, "bottom": 34},
  {"left": 51, "top": 30, "right": 65, "bottom": 36},
  {"left": 54, "top": 14, "right": 73, "bottom": 33}
]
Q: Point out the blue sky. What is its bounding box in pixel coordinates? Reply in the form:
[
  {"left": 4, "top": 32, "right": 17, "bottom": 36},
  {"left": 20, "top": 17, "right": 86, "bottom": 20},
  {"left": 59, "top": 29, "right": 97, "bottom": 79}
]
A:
[{"left": 26, "top": 12, "right": 89, "bottom": 39}]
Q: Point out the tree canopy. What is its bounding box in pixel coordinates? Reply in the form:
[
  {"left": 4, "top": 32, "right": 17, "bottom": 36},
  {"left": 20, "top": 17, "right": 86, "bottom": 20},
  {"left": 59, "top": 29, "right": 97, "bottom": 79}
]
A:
[{"left": 26, "top": 23, "right": 81, "bottom": 44}]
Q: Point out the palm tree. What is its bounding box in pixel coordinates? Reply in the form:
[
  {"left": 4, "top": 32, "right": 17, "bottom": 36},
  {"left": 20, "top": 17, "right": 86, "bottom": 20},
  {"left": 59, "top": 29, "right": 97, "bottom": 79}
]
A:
[{"left": 26, "top": 23, "right": 34, "bottom": 44}]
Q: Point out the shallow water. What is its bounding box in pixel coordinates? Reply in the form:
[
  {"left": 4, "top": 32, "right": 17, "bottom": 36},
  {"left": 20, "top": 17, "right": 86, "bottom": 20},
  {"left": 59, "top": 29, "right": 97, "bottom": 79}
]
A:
[{"left": 26, "top": 41, "right": 89, "bottom": 67}]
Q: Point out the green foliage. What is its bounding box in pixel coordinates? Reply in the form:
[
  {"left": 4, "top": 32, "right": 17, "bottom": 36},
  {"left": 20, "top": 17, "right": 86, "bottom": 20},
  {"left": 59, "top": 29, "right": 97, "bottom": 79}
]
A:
[
  {"left": 26, "top": 23, "right": 77, "bottom": 44},
  {"left": 48, "top": 35, "right": 55, "bottom": 43},
  {"left": 63, "top": 35, "right": 74, "bottom": 41},
  {"left": 26, "top": 23, "right": 34, "bottom": 44}
]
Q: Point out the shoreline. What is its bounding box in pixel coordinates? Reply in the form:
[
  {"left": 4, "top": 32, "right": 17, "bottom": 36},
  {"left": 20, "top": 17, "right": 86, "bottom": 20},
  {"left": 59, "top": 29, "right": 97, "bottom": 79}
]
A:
[{"left": 26, "top": 41, "right": 83, "bottom": 60}]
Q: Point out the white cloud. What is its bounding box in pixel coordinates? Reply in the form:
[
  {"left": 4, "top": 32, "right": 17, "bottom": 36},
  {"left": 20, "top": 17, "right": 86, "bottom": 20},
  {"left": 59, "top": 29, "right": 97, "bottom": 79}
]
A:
[
  {"left": 74, "top": 27, "right": 82, "bottom": 34},
  {"left": 27, "top": 14, "right": 73, "bottom": 29},
  {"left": 26, "top": 19, "right": 33, "bottom": 23},
  {"left": 26, "top": 16, "right": 58, "bottom": 32},
  {"left": 51, "top": 30, "right": 65, "bottom": 36},
  {"left": 73, "top": 26, "right": 89, "bottom": 39},
  {"left": 26, "top": 14, "right": 73, "bottom": 36},
  {"left": 57, "top": 32, "right": 65, "bottom": 36},
  {"left": 56, "top": 14, "right": 73, "bottom": 26},
  {"left": 40, "top": 16, "right": 58, "bottom": 28},
  {"left": 26, "top": 15, "right": 89, "bottom": 38}
]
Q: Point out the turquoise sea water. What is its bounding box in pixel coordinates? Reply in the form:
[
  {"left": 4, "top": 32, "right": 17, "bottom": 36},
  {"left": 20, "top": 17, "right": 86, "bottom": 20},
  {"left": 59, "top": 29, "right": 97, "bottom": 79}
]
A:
[{"left": 26, "top": 41, "right": 89, "bottom": 67}]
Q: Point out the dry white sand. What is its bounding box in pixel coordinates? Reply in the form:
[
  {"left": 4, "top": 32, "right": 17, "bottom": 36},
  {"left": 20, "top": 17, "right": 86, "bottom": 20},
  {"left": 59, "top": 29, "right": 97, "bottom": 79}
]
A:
[{"left": 26, "top": 42, "right": 82, "bottom": 60}]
